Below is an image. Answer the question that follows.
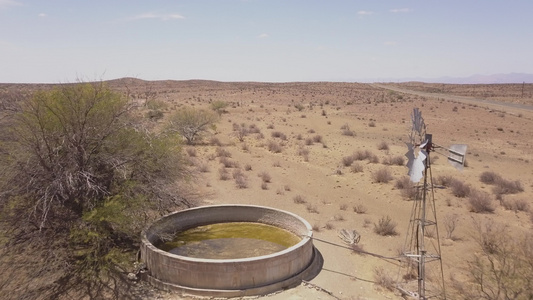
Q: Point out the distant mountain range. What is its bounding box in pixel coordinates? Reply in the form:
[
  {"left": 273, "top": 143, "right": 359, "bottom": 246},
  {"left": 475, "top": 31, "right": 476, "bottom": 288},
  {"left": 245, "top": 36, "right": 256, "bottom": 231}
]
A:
[{"left": 367, "top": 73, "right": 533, "bottom": 84}]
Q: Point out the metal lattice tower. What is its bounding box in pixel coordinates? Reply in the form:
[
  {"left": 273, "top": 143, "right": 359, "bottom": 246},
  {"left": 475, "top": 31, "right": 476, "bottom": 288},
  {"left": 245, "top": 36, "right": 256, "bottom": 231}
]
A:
[
  {"left": 396, "top": 108, "right": 463, "bottom": 300},
  {"left": 397, "top": 135, "right": 446, "bottom": 299}
]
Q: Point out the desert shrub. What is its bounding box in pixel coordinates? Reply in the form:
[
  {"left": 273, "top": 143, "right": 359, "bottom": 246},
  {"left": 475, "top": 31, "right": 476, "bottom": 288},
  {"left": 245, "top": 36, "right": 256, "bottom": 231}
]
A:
[
  {"left": 377, "top": 141, "right": 389, "bottom": 151},
  {"left": 443, "top": 213, "right": 460, "bottom": 240},
  {"left": 501, "top": 198, "right": 529, "bottom": 212},
  {"left": 306, "top": 204, "right": 319, "bottom": 214},
  {"left": 297, "top": 146, "right": 310, "bottom": 161},
  {"left": 312, "top": 223, "right": 321, "bottom": 232},
  {"left": 267, "top": 140, "right": 283, "bottom": 153},
  {"left": 325, "top": 222, "right": 335, "bottom": 230},
  {"left": 248, "top": 124, "right": 261, "bottom": 134},
  {"left": 368, "top": 153, "right": 380, "bottom": 164},
  {"left": 186, "top": 147, "right": 197, "bottom": 157},
  {"left": 258, "top": 171, "right": 271, "bottom": 183},
  {"left": 395, "top": 177, "right": 417, "bottom": 199},
  {"left": 0, "top": 82, "right": 192, "bottom": 298},
  {"left": 244, "top": 164, "right": 252, "bottom": 171},
  {"left": 334, "top": 214, "right": 345, "bottom": 221},
  {"left": 219, "top": 156, "right": 238, "bottom": 168},
  {"left": 341, "top": 124, "right": 355, "bottom": 136},
  {"left": 373, "top": 168, "right": 393, "bottom": 183},
  {"left": 233, "top": 123, "right": 250, "bottom": 142},
  {"left": 168, "top": 106, "right": 219, "bottom": 144},
  {"left": 374, "top": 216, "right": 398, "bottom": 236},
  {"left": 461, "top": 219, "right": 533, "bottom": 299},
  {"left": 351, "top": 243, "right": 366, "bottom": 256},
  {"left": 435, "top": 175, "right": 454, "bottom": 187},
  {"left": 215, "top": 147, "right": 232, "bottom": 157},
  {"left": 373, "top": 267, "right": 395, "bottom": 291},
  {"left": 401, "top": 186, "right": 418, "bottom": 200},
  {"left": 210, "top": 100, "right": 229, "bottom": 115},
  {"left": 284, "top": 185, "right": 291, "bottom": 191},
  {"left": 339, "top": 203, "right": 348, "bottom": 211},
  {"left": 293, "top": 195, "right": 307, "bottom": 204},
  {"left": 233, "top": 170, "right": 248, "bottom": 189},
  {"left": 209, "top": 136, "right": 222, "bottom": 146},
  {"left": 218, "top": 167, "right": 230, "bottom": 180},
  {"left": 468, "top": 190, "right": 495, "bottom": 213},
  {"left": 266, "top": 124, "right": 274, "bottom": 129},
  {"left": 353, "top": 150, "right": 370, "bottom": 161},
  {"left": 312, "top": 134, "right": 323, "bottom": 143},
  {"left": 479, "top": 171, "right": 502, "bottom": 184},
  {"left": 368, "top": 121, "right": 376, "bottom": 127},
  {"left": 197, "top": 163, "right": 210, "bottom": 173},
  {"left": 304, "top": 137, "right": 314, "bottom": 145},
  {"left": 395, "top": 176, "right": 411, "bottom": 190},
  {"left": 492, "top": 178, "right": 524, "bottom": 196},
  {"left": 353, "top": 204, "right": 367, "bottom": 214},
  {"left": 261, "top": 182, "right": 268, "bottom": 190},
  {"left": 342, "top": 155, "right": 355, "bottom": 167},
  {"left": 385, "top": 155, "right": 405, "bottom": 166},
  {"left": 272, "top": 161, "right": 282, "bottom": 167},
  {"left": 450, "top": 179, "right": 471, "bottom": 198},
  {"left": 271, "top": 131, "right": 287, "bottom": 140},
  {"left": 351, "top": 163, "right": 364, "bottom": 173}
]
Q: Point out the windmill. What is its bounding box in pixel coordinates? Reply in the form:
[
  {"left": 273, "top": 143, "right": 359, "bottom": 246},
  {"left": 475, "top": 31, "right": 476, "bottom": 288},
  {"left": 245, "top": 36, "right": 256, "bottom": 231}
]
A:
[{"left": 397, "top": 108, "right": 467, "bottom": 300}]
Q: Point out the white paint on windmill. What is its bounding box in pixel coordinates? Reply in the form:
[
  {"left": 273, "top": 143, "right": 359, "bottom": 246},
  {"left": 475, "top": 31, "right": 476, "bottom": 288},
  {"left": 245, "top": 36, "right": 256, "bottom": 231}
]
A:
[{"left": 448, "top": 144, "right": 467, "bottom": 170}]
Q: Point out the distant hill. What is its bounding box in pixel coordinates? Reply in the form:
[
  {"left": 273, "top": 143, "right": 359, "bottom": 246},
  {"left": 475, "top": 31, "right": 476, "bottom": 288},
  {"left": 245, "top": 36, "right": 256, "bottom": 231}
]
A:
[{"left": 370, "top": 73, "right": 533, "bottom": 84}]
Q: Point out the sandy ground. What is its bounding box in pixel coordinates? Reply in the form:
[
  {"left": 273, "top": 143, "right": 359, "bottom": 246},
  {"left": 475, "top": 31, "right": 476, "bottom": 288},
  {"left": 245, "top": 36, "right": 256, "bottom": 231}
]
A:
[
  {"left": 117, "top": 80, "right": 533, "bottom": 300},
  {"left": 5, "top": 80, "right": 531, "bottom": 300}
]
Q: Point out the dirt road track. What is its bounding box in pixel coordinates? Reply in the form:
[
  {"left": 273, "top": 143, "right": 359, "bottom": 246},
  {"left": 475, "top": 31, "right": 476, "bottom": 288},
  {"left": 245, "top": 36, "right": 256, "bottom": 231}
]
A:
[{"left": 370, "top": 83, "right": 533, "bottom": 115}]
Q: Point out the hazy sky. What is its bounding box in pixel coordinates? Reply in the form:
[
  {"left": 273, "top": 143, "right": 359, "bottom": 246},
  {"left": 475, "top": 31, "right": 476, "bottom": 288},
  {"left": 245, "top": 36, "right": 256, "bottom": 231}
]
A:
[{"left": 1, "top": 0, "right": 532, "bottom": 83}]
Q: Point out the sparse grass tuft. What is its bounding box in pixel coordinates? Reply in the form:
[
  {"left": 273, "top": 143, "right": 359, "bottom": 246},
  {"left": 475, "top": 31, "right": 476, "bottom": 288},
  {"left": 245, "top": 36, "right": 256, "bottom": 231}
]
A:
[{"left": 374, "top": 267, "right": 395, "bottom": 291}]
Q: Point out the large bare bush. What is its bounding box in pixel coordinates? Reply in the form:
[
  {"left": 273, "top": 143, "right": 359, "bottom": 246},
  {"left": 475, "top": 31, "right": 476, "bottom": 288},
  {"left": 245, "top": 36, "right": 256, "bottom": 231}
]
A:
[{"left": 454, "top": 219, "right": 533, "bottom": 299}]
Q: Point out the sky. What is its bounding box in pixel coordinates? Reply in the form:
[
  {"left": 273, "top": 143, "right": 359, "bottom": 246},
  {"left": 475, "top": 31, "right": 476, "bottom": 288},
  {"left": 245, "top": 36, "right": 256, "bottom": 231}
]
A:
[{"left": 1, "top": 0, "right": 533, "bottom": 83}]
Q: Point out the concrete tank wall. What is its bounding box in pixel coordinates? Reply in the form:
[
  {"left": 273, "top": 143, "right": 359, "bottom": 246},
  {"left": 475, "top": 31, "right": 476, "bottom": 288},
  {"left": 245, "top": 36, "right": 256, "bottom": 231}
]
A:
[{"left": 140, "top": 205, "right": 316, "bottom": 296}]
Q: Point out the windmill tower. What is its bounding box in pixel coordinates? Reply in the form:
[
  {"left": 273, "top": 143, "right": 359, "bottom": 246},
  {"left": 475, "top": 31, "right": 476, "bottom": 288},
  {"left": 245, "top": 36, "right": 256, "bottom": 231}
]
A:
[{"left": 396, "top": 108, "right": 467, "bottom": 299}]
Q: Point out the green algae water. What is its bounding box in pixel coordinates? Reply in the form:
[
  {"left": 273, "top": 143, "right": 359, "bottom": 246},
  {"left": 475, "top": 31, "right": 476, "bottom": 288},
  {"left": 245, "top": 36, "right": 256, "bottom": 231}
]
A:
[{"left": 157, "top": 222, "right": 301, "bottom": 259}]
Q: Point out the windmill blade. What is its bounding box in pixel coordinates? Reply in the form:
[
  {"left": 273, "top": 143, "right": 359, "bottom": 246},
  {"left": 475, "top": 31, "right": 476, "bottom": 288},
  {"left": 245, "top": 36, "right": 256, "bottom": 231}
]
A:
[
  {"left": 406, "top": 142, "right": 427, "bottom": 183},
  {"left": 447, "top": 144, "right": 467, "bottom": 170}
]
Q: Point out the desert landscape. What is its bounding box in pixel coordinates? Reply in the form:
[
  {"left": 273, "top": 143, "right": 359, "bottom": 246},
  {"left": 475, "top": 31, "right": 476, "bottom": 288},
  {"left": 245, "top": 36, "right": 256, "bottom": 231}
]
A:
[{"left": 1, "top": 79, "right": 532, "bottom": 300}]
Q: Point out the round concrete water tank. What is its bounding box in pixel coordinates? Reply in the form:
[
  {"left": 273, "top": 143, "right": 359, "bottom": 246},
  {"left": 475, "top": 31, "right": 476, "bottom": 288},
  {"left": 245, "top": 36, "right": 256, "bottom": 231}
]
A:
[{"left": 140, "top": 205, "right": 321, "bottom": 297}]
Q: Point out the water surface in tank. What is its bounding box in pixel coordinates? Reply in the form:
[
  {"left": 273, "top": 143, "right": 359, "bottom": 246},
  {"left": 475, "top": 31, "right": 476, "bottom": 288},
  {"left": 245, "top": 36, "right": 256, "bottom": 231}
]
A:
[{"left": 156, "top": 222, "right": 301, "bottom": 259}]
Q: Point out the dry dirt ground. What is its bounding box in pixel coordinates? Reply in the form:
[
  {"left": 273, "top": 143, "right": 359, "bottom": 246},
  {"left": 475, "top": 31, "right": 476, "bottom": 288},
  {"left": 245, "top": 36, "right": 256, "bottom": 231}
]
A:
[{"left": 3, "top": 80, "right": 533, "bottom": 300}]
